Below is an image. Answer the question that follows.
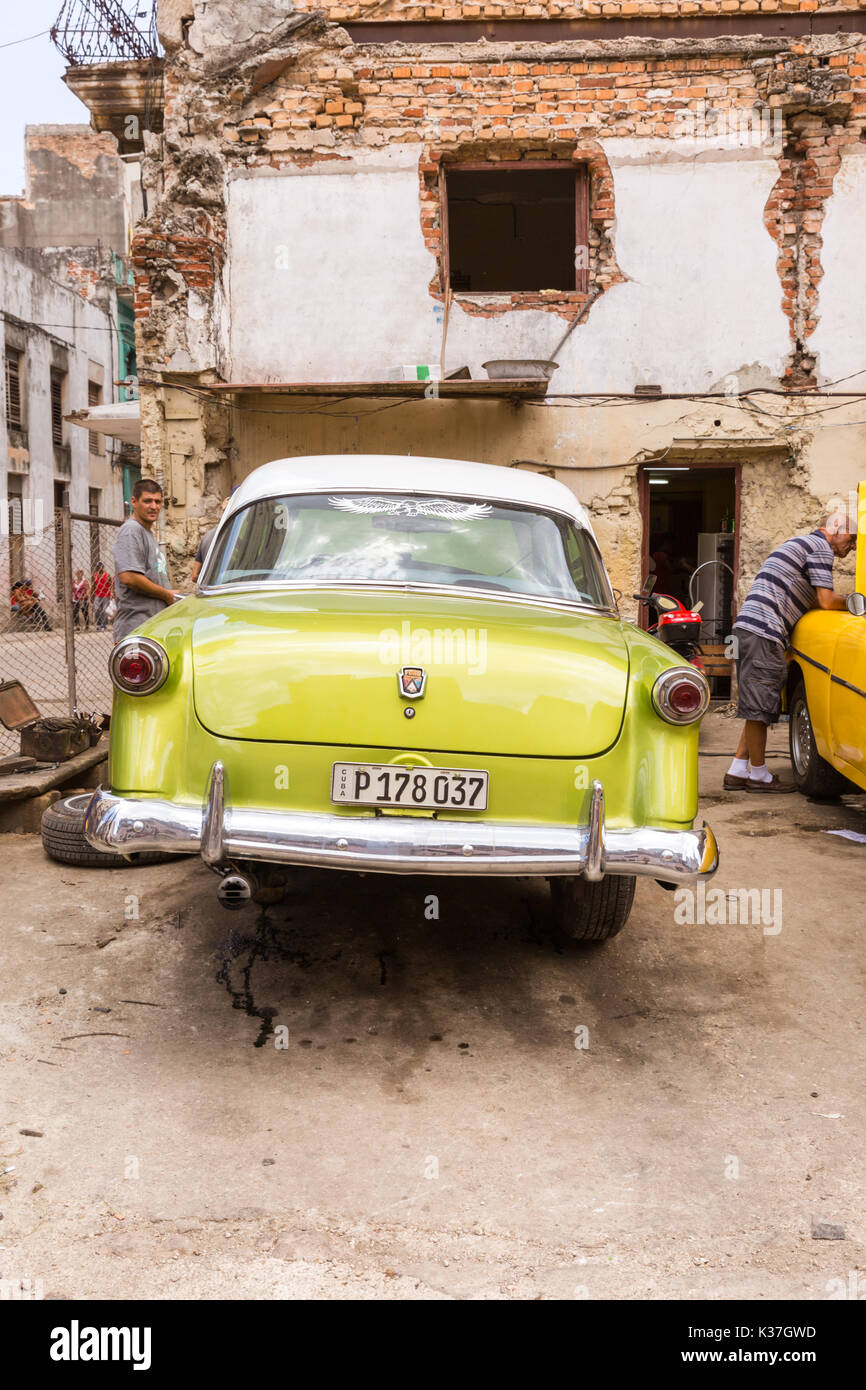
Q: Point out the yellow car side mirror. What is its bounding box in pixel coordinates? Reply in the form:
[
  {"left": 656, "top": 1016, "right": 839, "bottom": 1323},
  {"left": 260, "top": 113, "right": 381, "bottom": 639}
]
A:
[{"left": 846, "top": 592, "right": 866, "bottom": 617}]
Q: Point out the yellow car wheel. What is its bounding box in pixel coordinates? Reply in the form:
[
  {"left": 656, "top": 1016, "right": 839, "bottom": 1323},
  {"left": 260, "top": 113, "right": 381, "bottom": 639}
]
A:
[{"left": 788, "top": 677, "right": 853, "bottom": 799}]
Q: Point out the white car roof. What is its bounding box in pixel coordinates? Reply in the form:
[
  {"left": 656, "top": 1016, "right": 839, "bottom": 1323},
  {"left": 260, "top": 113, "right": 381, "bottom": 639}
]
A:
[{"left": 226, "top": 455, "right": 592, "bottom": 529}]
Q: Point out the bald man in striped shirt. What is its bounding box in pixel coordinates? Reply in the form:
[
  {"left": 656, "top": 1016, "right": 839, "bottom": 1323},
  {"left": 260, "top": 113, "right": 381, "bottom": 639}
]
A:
[{"left": 724, "top": 511, "right": 857, "bottom": 792}]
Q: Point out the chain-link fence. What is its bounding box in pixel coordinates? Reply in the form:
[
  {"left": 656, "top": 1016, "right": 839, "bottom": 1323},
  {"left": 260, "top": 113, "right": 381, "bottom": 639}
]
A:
[{"left": 0, "top": 502, "right": 122, "bottom": 757}]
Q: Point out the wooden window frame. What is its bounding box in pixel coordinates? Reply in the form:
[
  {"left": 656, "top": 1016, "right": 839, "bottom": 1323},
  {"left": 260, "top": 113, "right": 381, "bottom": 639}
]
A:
[
  {"left": 5, "top": 348, "right": 23, "bottom": 431},
  {"left": 440, "top": 161, "right": 590, "bottom": 297},
  {"left": 88, "top": 380, "right": 102, "bottom": 455},
  {"left": 6, "top": 474, "right": 25, "bottom": 585},
  {"left": 89, "top": 487, "right": 102, "bottom": 572},
  {"left": 50, "top": 369, "right": 65, "bottom": 448}
]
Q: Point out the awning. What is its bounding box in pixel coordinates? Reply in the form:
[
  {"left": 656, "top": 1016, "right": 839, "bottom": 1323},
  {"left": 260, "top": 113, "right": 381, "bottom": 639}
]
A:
[{"left": 66, "top": 399, "right": 141, "bottom": 445}]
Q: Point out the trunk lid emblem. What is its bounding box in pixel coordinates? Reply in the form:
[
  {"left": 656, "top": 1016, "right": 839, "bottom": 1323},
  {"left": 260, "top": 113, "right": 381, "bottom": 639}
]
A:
[{"left": 398, "top": 666, "right": 427, "bottom": 699}]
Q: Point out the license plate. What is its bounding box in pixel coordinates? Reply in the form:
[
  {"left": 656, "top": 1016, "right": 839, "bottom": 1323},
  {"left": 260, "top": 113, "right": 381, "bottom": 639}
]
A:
[{"left": 331, "top": 763, "right": 489, "bottom": 810}]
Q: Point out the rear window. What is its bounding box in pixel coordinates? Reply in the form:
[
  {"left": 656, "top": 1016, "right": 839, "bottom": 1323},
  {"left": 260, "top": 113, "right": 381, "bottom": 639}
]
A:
[{"left": 204, "top": 492, "right": 614, "bottom": 607}]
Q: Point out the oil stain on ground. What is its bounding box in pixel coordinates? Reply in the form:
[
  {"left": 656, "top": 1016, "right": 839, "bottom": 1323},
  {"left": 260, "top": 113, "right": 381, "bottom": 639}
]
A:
[{"left": 216, "top": 908, "right": 315, "bottom": 1048}]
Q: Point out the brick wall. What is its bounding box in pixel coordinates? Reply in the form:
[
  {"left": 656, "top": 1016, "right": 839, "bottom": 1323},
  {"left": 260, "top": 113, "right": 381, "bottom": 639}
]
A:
[
  {"left": 226, "top": 53, "right": 801, "bottom": 149},
  {"left": 290, "top": 0, "right": 866, "bottom": 20},
  {"left": 132, "top": 229, "right": 226, "bottom": 318},
  {"left": 26, "top": 127, "right": 120, "bottom": 184},
  {"left": 61, "top": 256, "right": 103, "bottom": 301}
]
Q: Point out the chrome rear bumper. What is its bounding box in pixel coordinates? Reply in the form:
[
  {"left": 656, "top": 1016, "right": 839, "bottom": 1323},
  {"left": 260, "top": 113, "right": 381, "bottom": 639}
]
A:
[{"left": 84, "top": 763, "right": 718, "bottom": 881}]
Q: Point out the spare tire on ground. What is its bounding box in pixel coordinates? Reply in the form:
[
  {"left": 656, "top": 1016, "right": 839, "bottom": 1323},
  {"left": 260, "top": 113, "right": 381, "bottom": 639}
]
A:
[{"left": 41, "top": 794, "right": 183, "bottom": 868}]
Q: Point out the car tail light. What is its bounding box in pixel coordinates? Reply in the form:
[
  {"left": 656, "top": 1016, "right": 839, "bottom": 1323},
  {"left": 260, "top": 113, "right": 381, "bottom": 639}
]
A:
[
  {"left": 652, "top": 667, "right": 710, "bottom": 725},
  {"left": 109, "top": 637, "right": 169, "bottom": 696}
]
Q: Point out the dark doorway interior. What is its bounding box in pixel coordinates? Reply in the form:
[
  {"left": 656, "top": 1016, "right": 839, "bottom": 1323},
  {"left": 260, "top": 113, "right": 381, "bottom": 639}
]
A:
[{"left": 641, "top": 463, "right": 739, "bottom": 694}]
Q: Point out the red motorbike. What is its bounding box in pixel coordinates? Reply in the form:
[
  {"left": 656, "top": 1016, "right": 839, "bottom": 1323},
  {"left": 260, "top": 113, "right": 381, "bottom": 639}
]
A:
[{"left": 634, "top": 575, "right": 705, "bottom": 669}]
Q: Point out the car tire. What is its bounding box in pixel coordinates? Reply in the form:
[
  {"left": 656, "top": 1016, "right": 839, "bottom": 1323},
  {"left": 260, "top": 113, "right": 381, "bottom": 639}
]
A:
[
  {"left": 788, "top": 676, "right": 854, "bottom": 799},
  {"left": 549, "top": 873, "right": 636, "bottom": 942},
  {"left": 41, "top": 795, "right": 181, "bottom": 869}
]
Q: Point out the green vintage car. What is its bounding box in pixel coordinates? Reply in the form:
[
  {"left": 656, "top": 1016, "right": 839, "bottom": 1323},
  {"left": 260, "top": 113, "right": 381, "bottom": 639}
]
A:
[{"left": 85, "top": 455, "right": 718, "bottom": 940}]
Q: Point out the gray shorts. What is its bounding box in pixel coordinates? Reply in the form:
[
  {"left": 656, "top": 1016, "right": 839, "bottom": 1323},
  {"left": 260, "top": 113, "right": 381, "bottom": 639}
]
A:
[{"left": 734, "top": 628, "right": 787, "bottom": 724}]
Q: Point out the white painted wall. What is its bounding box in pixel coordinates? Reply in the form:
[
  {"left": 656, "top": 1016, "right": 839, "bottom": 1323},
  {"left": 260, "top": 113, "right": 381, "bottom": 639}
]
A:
[
  {"left": 228, "top": 149, "right": 436, "bottom": 381},
  {"left": 809, "top": 146, "right": 866, "bottom": 386},
  {"left": 227, "top": 140, "right": 790, "bottom": 390}
]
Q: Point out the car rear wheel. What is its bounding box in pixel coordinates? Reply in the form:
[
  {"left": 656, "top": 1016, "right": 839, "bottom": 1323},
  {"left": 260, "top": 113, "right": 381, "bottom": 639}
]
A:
[
  {"left": 788, "top": 677, "right": 853, "bottom": 799},
  {"left": 549, "top": 873, "right": 636, "bottom": 942},
  {"left": 41, "top": 794, "right": 182, "bottom": 868}
]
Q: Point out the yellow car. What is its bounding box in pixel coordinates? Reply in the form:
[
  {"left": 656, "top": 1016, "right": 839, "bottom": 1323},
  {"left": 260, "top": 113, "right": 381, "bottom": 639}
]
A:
[{"left": 787, "top": 481, "right": 866, "bottom": 796}]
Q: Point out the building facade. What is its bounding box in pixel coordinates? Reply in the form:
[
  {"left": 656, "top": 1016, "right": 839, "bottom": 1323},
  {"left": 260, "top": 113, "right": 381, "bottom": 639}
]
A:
[
  {"left": 0, "top": 124, "right": 144, "bottom": 515},
  {"left": 69, "top": 1, "right": 866, "bottom": 611},
  {"left": 0, "top": 247, "right": 122, "bottom": 611}
]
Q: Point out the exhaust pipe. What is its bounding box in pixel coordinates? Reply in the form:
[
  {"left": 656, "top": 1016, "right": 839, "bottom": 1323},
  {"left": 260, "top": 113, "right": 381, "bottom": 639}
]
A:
[{"left": 217, "top": 873, "right": 253, "bottom": 910}]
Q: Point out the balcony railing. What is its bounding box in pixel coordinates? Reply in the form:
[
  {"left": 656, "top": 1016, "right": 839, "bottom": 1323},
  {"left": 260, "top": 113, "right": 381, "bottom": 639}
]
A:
[{"left": 51, "top": 0, "right": 159, "bottom": 66}]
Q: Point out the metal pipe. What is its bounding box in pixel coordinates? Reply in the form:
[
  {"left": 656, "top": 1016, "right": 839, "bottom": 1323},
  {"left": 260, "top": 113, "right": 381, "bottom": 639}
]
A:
[{"left": 59, "top": 489, "right": 77, "bottom": 716}]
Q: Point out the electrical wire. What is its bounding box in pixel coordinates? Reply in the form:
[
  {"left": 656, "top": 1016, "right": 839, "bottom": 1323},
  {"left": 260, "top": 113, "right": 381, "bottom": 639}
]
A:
[
  {"left": 138, "top": 373, "right": 866, "bottom": 425},
  {"left": 138, "top": 375, "right": 419, "bottom": 418},
  {"left": 0, "top": 28, "right": 50, "bottom": 51},
  {"left": 784, "top": 415, "right": 866, "bottom": 432},
  {"left": 1, "top": 319, "right": 116, "bottom": 332}
]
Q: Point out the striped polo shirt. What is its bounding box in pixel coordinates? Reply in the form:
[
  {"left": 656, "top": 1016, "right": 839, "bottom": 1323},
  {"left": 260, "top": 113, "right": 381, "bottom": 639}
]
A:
[{"left": 734, "top": 530, "right": 835, "bottom": 648}]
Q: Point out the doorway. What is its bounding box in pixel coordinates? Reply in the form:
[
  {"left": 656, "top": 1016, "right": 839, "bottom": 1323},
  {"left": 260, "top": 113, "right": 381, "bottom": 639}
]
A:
[{"left": 639, "top": 462, "right": 740, "bottom": 691}]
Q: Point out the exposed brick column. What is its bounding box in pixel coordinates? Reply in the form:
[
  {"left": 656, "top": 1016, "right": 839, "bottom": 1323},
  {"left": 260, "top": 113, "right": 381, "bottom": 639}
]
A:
[
  {"left": 763, "top": 118, "right": 846, "bottom": 386},
  {"left": 758, "top": 45, "right": 861, "bottom": 385},
  {"left": 132, "top": 228, "right": 226, "bottom": 315}
]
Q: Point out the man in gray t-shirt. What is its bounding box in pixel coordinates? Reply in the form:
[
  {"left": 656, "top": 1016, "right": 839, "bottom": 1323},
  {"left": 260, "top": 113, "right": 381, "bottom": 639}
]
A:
[{"left": 113, "top": 479, "right": 180, "bottom": 642}]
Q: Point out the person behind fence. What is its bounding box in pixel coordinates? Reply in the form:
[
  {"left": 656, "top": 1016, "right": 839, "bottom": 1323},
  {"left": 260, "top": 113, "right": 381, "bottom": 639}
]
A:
[
  {"left": 92, "top": 561, "right": 112, "bottom": 630},
  {"left": 724, "top": 508, "right": 857, "bottom": 793},
  {"left": 72, "top": 569, "right": 90, "bottom": 629},
  {"left": 113, "top": 479, "right": 183, "bottom": 643},
  {"left": 11, "top": 579, "right": 51, "bottom": 632}
]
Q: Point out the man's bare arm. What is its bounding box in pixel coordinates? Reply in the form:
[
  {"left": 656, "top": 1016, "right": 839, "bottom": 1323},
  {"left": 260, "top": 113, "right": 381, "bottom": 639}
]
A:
[
  {"left": 815, "top": 587, "right": 847, "bottom": 612},
  {"left": 117, "top": 571, "right": 176, "bottom": 605}
]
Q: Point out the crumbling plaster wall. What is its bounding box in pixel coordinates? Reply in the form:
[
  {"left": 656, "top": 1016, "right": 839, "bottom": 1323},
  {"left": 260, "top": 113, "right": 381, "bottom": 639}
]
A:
[
  {"left": 137, "top": 31, "right": 824, "bottom": 370},
  {"left": 140, "top": 8, "right": 866, "bottom": 592},
  {"left": 137, "top": 26, "right": 866, "bottom": 385},
  {"left": 138, "top": 381, "right": 234, "bottom": 582},
  {"left": 225, "top": 140, "right": 788, "bottom": 387},
  {"left": 0, "top": 125, "right": 127, "bottom": 310},
  {"left": 224, "top": 389, "right": 863, "bottom": 607}
]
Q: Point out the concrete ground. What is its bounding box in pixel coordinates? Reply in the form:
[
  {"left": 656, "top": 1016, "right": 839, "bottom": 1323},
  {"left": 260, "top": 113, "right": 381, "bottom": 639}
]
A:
[{"left": 1, "top": 709, "right": 864, "bottom": 1301}]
